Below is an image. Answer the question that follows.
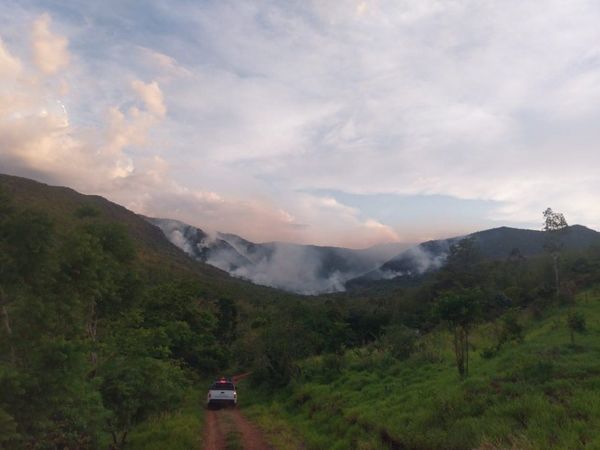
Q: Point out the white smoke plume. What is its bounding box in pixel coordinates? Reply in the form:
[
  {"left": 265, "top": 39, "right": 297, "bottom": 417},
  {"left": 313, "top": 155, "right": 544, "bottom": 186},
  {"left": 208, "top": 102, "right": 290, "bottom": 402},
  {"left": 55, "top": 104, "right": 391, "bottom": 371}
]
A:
[
  {"left": 229, "top": 244, "right": 348, "bottom": 295},
  {"left": 377, "top": 241, "right": 453, "bottom": 280},
  {"left": 149, "top": 218, "right": 406, "bottom": 295}
]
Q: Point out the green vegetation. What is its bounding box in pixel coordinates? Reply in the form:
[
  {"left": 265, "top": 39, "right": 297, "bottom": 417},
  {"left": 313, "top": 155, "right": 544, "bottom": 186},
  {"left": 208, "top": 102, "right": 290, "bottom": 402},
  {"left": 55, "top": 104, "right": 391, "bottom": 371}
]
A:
[
  {"left": 242, "top": 293, "right": 600, "bottom": 449},
  {"left": 239, "top": 209, "right": 600, "bottom": 449},
  {"left": 4, "top": 174, "right": 600, "bottom": 449},
  {"left": 126, "top": 389, "right": 203, "bottom": 450},
  {"left": 0, "top": 176, "right": 254, "bottom": 449},
  {"left": 0, "top": 174, "right": 403, "bottom": 448},
  {"left": 221, "top": 413, "right": 243, "bottom": 450}
]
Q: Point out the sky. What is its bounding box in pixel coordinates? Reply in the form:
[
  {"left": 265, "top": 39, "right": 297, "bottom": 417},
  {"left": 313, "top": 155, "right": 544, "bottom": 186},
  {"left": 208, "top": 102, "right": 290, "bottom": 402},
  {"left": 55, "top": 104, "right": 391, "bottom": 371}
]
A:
[{"left": 1, "top": 0, "right": 600, "bottom": 248}]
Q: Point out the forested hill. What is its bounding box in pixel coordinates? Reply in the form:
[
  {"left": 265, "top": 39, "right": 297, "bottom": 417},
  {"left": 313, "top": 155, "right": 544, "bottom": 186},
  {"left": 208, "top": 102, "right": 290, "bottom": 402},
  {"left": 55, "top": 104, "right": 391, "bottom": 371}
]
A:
[
  {"left": 350, "top": 224, "right": 600, "bottom": 288},
  {"left": 0, "top": 173, "right": 300, "bottom": 449},
  {"left": 469, "top": 225, "right": 600, "bottom": 258},
  {"left": 148, "top": 216, "right": 408, "bottom": 295},
  {"left": 0, "top": 173, "right": 295, "bottom": 302}
]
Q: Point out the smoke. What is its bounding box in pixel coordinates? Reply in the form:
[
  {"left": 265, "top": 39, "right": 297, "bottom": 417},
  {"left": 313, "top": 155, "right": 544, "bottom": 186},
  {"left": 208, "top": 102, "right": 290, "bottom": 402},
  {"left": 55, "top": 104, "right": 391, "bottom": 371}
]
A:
[
  {"left": 156, "top": 219, "right": 195, "bottom": 255},
  {"left": 378, "top": 242, "right": 451, "bottom": 280},
  {"left": 404, "top": 245, "right": 448, "bottom": 274},
  {"left": 150, "top": 218, "right": 399, "bottom": 295},
  {"left": 229, "top": 244, "right": 348, "bottom": 295},
  {"left": 161, "top": 221, "right": 193, "bottom": 255}
]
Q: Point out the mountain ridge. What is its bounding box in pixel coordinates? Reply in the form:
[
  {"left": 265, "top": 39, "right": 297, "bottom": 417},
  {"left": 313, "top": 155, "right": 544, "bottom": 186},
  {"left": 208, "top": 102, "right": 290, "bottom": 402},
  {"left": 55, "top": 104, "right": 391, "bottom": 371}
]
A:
[
  {"left": 148, "top": 217, "right": 410, "bottom": 295},
  {"left": 349, "top": 224, "right": 600, "bottom": 288},
  {"left": 0, "top": 173, "right": 300, "bottom": 302}
]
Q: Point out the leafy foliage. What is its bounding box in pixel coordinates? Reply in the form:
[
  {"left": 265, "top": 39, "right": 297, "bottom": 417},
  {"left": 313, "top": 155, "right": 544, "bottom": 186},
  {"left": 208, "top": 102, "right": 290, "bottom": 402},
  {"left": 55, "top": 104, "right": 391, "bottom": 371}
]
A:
[
  {"left": 5, "top": 175, "right": 600, "bottom": 449},
  {"left": 0, "top": 186, "right": 230, "bottom": 449},
  {"left": 566, "top": 311, "right": 586, "bottom": 345}
]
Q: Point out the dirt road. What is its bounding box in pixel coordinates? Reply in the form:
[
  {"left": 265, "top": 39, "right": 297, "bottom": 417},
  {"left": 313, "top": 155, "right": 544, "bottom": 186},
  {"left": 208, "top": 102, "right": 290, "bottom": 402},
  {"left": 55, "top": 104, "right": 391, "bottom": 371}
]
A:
[
  {"left": 202, "top": 374, "right": 273, "bottom": 450},
  {"left": 202, "top": 408, "right": 273, "bottom": 450}
]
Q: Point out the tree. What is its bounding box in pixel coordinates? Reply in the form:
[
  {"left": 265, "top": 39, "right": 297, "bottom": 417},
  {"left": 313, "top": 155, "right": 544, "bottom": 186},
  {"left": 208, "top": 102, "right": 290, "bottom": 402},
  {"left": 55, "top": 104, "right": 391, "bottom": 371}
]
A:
[
  {"left": 543, "top": 208, "right": 568, "bottom": 300},
  {"left": 381, "top": 324, "right": 418, "bottom": 360},
  {"left": 499, "top": 310, "right": 524, "bottom": 347},
  {"left": 437, "top": 289, "right": 481, "bottom": 378},
  {"left": 435, "top": 236, "right": 482, "bottom": 292},
  {"left": 543, "top": 208, "right": 568, "bottom": 232},
  {"left": 100, "top": 356, "right": 187, "bottom": 449},
  {"left": 567, "top": 311, "right": 586, "bottom": 345}
]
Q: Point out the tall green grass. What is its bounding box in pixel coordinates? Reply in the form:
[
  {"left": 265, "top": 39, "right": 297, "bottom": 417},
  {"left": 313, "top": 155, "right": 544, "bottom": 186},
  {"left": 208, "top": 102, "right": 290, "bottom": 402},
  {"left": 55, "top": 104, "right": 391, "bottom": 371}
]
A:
[
  {"left": 126, "top": 389, "right": 204, "bottom": 450},
  {"left": 242, "top": 291, "right": 600, "bottom": 449}
]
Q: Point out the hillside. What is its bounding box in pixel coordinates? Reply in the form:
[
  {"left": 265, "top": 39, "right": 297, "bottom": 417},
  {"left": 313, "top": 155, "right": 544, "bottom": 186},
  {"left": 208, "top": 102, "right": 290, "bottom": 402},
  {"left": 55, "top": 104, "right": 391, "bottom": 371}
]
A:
[
  {"left": 349, "top": 225, "right": 600, "bottom": 289},
  {"left": 241, "top": 291, "right": 600, "bottom": 449},
  {"left": 3, "top": 173, "right": 600, "bottom": 450},
  {"left": 0, "top": 173, "right": 411, "bottom": 449},
  {"left": 150, "top": 216, "right": 409, "bottom": 294},
  {"left": 0, "top": 173, "right": 314, "bottom": 449},
  {"left": 0, "top": 173, "right": 295, "bottom": 302}
]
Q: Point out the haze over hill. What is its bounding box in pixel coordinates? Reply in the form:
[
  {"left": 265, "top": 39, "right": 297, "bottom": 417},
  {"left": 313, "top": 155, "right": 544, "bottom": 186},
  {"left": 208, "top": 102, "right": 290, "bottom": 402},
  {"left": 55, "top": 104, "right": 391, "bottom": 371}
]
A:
[
  {"left": 352, "top": 225, "right": 600, "bottom": 287},
  {"left": 0, "top": 173, "right": 299, "bottom": 302},
  {"left": 4, "top": 172, "right": 600, "bottom": 296},
  {"left": 150, "top": 216, "right": 600, "bottom": 295},
  {"left": 149, "top": 217, "right": 409, "bottom": 294}
]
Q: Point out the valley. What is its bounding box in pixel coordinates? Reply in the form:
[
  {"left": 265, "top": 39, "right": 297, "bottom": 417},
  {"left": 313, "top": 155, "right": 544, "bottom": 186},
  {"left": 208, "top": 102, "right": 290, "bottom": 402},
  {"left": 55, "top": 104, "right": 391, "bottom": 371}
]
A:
[
  {"left": 4, "top": 3, "right": 600, "bottom": 449},
  {"left": 2, "top": 174, "right": 600, "bottom": 450}
]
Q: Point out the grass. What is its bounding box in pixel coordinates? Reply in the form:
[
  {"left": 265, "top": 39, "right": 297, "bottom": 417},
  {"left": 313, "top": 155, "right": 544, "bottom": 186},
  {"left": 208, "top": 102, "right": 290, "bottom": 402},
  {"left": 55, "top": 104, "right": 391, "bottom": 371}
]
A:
[
  {"left": 220, "top": 411, "right": 243, "bottom": 450},
  {"left": 239, "top": 398, "right": 307, "bottom": 450},
  {"left": 241, "top": 291, "right": 600, "bottom": 450},
  {"left": 126, "top": 389, "right": 204, "bottom": 450}
]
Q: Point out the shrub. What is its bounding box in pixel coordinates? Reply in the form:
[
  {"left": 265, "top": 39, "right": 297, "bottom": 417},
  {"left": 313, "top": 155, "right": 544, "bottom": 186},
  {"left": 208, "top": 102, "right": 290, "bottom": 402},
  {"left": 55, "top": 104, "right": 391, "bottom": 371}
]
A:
[{"left": 381, "top": 325, "right": 418, "bottom": 360}]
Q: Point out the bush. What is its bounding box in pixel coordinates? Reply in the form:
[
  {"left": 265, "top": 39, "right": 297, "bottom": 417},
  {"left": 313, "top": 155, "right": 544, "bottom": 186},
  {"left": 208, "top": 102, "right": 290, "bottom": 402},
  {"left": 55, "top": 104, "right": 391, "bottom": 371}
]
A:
[
  {"left": 381, "top": 325, "right": 418, "bottom": 360},
  {"left": 567, "top": 311, "right": 586, "bottom": 345}
]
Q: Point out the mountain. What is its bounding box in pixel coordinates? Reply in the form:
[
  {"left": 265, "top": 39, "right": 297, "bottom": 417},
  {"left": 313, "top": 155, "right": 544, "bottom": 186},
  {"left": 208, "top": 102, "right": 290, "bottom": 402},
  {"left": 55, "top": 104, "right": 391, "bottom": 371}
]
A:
[
  {"left": 348, "top": 225, "right": 600, "bottom": 288},
  {"left": 149, "top": 218, "right": 409, "bottom": 295},
  {"left": 0, "top": 173, "right": 296, "bottom": 302},
  {"left": 147, "top": 218, "right": 253, "bottom": 271}
]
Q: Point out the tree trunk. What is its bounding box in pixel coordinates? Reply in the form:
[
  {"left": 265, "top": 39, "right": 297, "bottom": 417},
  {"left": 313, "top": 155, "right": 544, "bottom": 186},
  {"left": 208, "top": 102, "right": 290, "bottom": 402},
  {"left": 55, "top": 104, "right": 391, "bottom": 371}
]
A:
[
  {"left": 454, "top": 327, "right": 465, "bottom": 378},
  {"left": 570, "top": 329, "right": 574, "bottom": 345},
  {"left": 464, "top": 328, "right": 469, "bottom": 377},
  {"left": 0, "top": 294, "right": 15, "bottom": 365},
  {"left": 87, "top": 301, "right": 98, "bottom": 375},
  {"left": 553, "top": 253, "right": 560, "bottom": 299},
  {"left": 120, "top": 431, "right": 128, "bottom": 448},
  {"left": 111, "top": 430, "right": 118, "bottom": 449}
]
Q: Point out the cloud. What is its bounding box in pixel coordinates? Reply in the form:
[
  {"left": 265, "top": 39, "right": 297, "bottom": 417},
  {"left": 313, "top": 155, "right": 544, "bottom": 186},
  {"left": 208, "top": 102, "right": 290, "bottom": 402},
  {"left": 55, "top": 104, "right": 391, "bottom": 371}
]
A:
[
  {"left": 31, "top": 13, "right": 69, "bottom": 75},
  {"left": 0, "top": 13, "right": 169, "bottom": 201},
  {"left": 131, "top": 80, "right": 166, "bottom": 117},
  {"left": 137, "top": 47, "right": 191, "bottom": 79},
  {"left": 4, "top": 2, "right": 600, "bottom": 248},
  {"left": 0, "top": 37, "right": 22, "bottom": 81}
]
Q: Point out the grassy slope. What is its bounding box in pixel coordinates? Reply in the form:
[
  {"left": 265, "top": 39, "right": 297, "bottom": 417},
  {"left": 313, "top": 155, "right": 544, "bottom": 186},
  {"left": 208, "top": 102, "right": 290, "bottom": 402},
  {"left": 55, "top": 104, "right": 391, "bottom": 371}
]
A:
[
  {"left": 242, "top": 291, "right": 600, "bottom": 450},
  {"left": 126, "top": 389, "right": 205, "bottom": 450}
]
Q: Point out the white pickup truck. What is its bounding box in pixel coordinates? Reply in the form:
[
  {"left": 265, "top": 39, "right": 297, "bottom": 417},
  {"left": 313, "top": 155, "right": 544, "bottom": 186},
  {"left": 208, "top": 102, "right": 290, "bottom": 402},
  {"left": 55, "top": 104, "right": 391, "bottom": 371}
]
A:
[{"left": 206, "top": 378, "right": 237, "bottom": 408}]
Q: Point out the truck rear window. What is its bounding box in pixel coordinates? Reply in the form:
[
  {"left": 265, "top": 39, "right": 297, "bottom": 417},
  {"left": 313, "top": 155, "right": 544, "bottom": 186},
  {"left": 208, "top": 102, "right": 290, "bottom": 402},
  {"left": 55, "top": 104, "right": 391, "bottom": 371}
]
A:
[{"left": 211, "top": 382, "right": 235, "bottom": 390}]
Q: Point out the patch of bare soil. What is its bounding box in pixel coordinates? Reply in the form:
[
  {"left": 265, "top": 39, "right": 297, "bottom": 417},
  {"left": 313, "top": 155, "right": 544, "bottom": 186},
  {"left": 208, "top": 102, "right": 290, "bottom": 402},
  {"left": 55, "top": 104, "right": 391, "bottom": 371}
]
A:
[
  {"left": 229, "top": 408, "right": 273, "bottom": 450},
  {"left": 202, "top": 407, "right": 273, "bottom": 450},
  {"left": 202, "top": 409, "right": 227, "bottom": 450}
]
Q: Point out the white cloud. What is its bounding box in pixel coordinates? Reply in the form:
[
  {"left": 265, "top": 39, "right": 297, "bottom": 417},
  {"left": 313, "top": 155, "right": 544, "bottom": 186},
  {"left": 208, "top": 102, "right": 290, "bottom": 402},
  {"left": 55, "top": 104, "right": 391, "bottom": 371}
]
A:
[
  {"left": 31, "top": 13, "right": 69, "bottom": 75},
  {"left": 4, "top": 2, "right": 600, "bottom": 247},
  {"left": 131, "top": 80, "right": 166, "bottom": 117},
  {"left": 0, "top": 37, "right": 22, "bottom": 82},
  {"left": 137, "top": 47, "right": 191, "bottom": 79}
]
